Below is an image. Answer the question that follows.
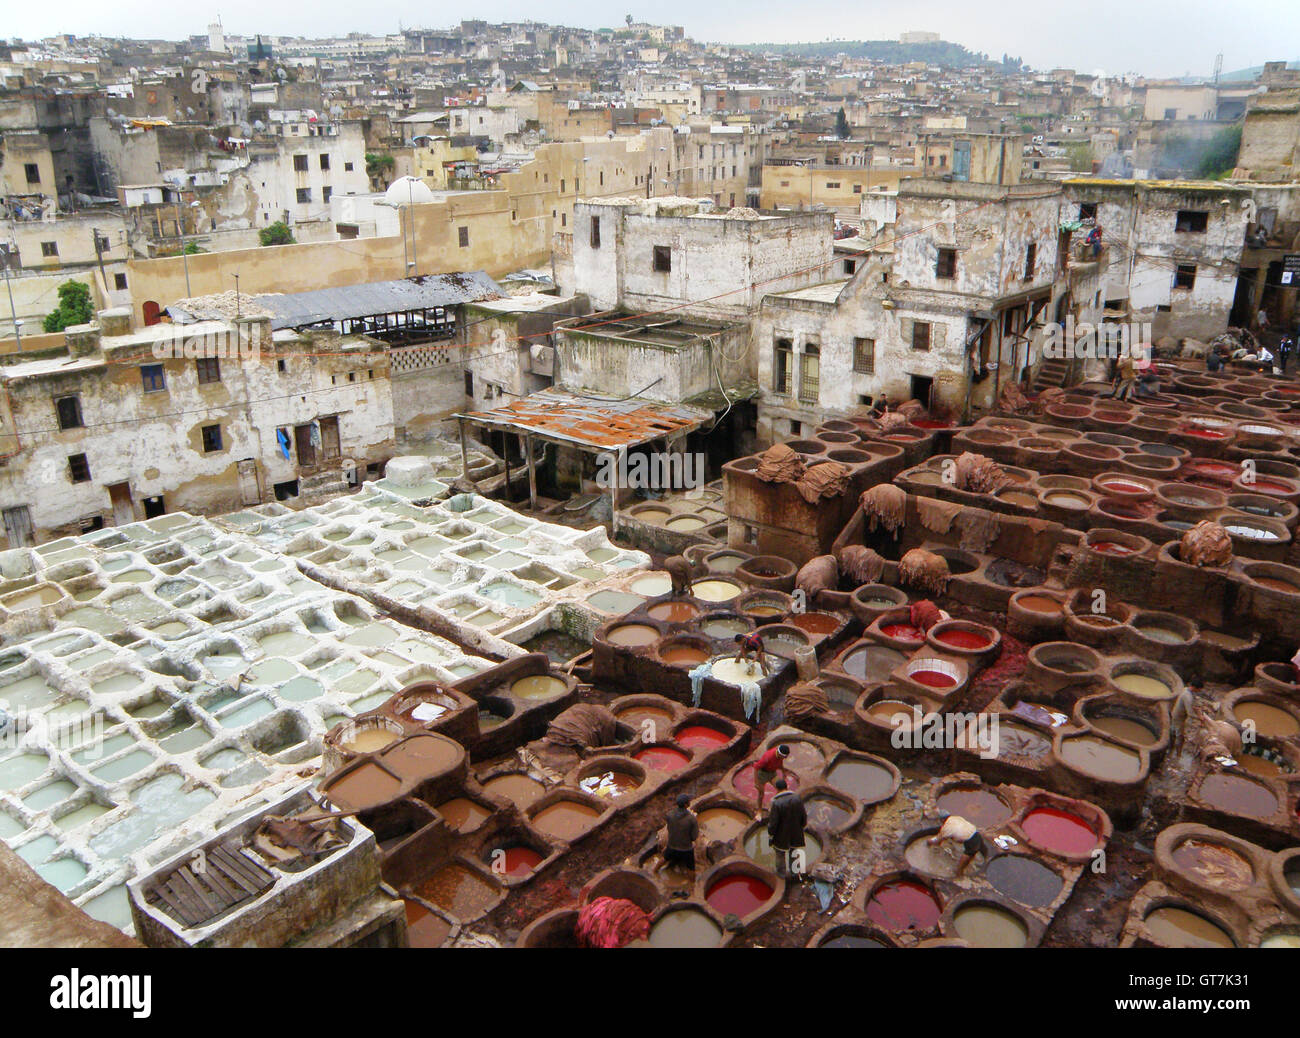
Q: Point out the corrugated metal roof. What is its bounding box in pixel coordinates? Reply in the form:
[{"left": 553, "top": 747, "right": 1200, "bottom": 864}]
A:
[
  {"left": 458, "top": 389, "right": 713, "bottom": 451},
  {"left": 171, "top": 272, "right": 504, "bottom": 330}
]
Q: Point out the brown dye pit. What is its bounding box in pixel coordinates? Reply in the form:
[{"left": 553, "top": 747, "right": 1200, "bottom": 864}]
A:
[
  {"left": 437, "top": 798, "right": 491, "bottom": 833},
  {"left": 1016, "top": 595, "right": 1063, "bottom": 614},
  {"left": 647, "top": 601, "right": 701, "bottom": 623},
  {"left": 864, "top": 699, "right": 918, "bottom": 727},
  {"left": 616, "top": 705, "right": 674, "bottom": 741},
  {"left": 1233, "top": 701, "right": 1300, "bottom": 738},
  {"left": 826, "top": 759, "right": 894, "bottom": 802},
  {"left": 697, "top": 806, "right": 752, "bottom": 843},
  {"left": 532, "top": 800, "right": 603, "bottom": 842},
  {"left": 482, "top": 773, "right": 547, "bottom": 808},
  {"left": 660, "top": 645, "right": 710, "bottom": 666},
  {"left": 606, "top": 623, "right": 660, "bottom": 647},
  {"left": 1198, "top": 773, "right": 1279, "bottom": 818},
  {"left": 1171, "top": 839, "right": 1254, "bottom": 891},
  {"left": 1059, "top": 735, "right": 1143, "bottom": 781},
  {"left": 416, "top": 863, "right": 499, "bottom": 919},
  {"left": 936, "top": 787, "right": 1012, "bottom": 828},
  {"left": 1089, "top": 715, "right": 1158, "bottom": 746},
  {"left": 404, "top": 899, "right": 452, "bottom": 948},
  {"left": 510, "top": 676, "right": 567, "bottom": 700},
  {"left": 1144, "top": 906, "right": 1235, "bottom": 948},
  {"left": 804, "top": 795, "right": 853, "bottom": 830},
  {"left": 325, "top": 762, "right": 401, "bottom": 811},
  {"left": 789, "top": 612, "right": 840, "bottom": 635},
  {"left": 986, "top": 855, "right": 1063, "bottom": 908},
  {"left": 995, "top": 723, "right": 1052, "bottom": 762},
  {"left": 380, "top": 735, "right": 458, "bottom": 780},
  {"left": 780, "top": 741, "right": 826, "bottom": 772}
]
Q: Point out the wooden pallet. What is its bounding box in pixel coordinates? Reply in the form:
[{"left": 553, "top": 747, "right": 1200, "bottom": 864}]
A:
[{"left": 143, "top": 842, "right": 276, "bottom": 929}]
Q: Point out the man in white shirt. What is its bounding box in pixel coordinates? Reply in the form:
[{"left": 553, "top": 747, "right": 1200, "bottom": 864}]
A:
[{"left": 927, "top": 812, "right": 988, "bottom": 875}]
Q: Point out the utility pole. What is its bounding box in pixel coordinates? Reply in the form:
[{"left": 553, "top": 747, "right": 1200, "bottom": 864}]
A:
[
  {"left": 2, "top": 243, "right": 22, "bottom": 351},
  {"left": 177, "top": 193, "right": 192, "bottom": 297},
  {"left": 92, "top": 230, "right": 108, "bottom": 291},
  {"left": 233, "top": 273, "right": 241, "bottom": 317}
]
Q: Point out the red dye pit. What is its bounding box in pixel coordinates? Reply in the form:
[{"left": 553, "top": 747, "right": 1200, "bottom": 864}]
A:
[
  {"left": 1101, "top": 480, "right": 1147, "bottom": 495},
  {"left": 911, "top": 418, "right": 951, "bottom": 429},
  {"left": 705, "top": 874, "right": 774, "bottom": 917},
  {"left": 1189, "top": 462, "right": 1239, "bottom": 480},
  {"left": 1021, "top": 807, "right": 1097, "bottom": 856},
  {"left": 1090, "top": 540, "right": 1136, "bottom": 556},
  {"left": 865, "top": 879, "right": 942, "bottom": 931},
  {"left": 1182, "top": 426, "right": 1227, "bottom": 439},
  {"left": 881, "top": 623, "right": 925, "bottom": 641},
  {"left": 732, "top": 763, "right": 800, "bottom": 804},
  {"left": 1247, "top": 479, "right": 1292, "bottom": 496},
  {"left": 634, "top": 746, "right": 691, "bottom": 772},
  {"left": 910, "top": 669, "right": 957, "bottom": 689},
  {"left": 498, "top": 846, "right": 544, "bottom": 878},
  {"left": 934, "top": 629, "right": 991, "bottom": 651},
  {"left": 674, "top": 725, "right": 732, "bottom": 750}
]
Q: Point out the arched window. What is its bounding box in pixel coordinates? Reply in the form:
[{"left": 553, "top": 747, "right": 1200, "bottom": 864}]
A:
[{"left": 142, "top": 300, "right": 162, "bottom": 326}]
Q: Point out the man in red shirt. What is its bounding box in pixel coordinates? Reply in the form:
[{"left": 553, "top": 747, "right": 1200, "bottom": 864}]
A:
[{"left": 752, "top": 743, "right": 791, "bottom": 815}]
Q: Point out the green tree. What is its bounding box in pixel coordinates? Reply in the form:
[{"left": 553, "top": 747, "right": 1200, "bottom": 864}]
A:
[
  {"left": 42, "top": 280, "right": 94, "bottom": 333},
  {"left": 258, "top": 221, "right": 295, "bottom": 247},
  {"left": 365, "top": 152, "right": 396, "bottom": 188},
  {"left": 1065, "top": 142, "right": 1094, "bottom": 172},
  {"left": 1196, "top": 124, "right": 1242, "bottom": 179},
  {"left": 835, "top": 107, "right": 850, "bottom": 139}
]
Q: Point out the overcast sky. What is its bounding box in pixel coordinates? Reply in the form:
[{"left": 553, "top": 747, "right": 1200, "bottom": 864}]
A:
[{"left": 10, "top": 0, "right": 1299, "bottom": 80}]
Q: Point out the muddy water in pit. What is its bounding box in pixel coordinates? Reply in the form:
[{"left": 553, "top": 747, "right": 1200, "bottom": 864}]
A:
[
  {"left": 697, "top": 807, "right": 752, "bottom": 843},
  {"left": 744, "top": 829, "right": 823, "bottom": 870},
  {"left": 532, "top": 800, "right": 603, "bottom": 841},
  {"left": 326, "top": 762, "right": 402, "bottom": 810},
  {"left": 865, "top": 879, "right": 941, "bottom": 931},
  {"left": 1232, "top": 702, "right": 1300, "bottom": 738},
  {"left": 841, "top": 645, "right": 907, "bottom": 683},
  {"left": 1021, "top": 807, "right": 1097, "bottom": 856},
  {"left": 699, "top": 616, "right": 749, "bottom": 640},
  {"left": 404, "top": 900, "right": 453, "bottom": 948},
  {"left": 986, "top": 855, "right": 1063, "bottom": 907},
  {"left": 936, "top": 788, "right": 1012, "bottom": 828},
  {"left": 416, "top": 863, "right": 499, "bottom": 918},
  {"left": 952, "top": 904, "right": 1030, "bottom": 947},
  {"left": 605, "top": 623, "right": 659, "bottom": 647},
  {"left": 437, "top": 798, "right": 491, "bottom": 833},
  {"left": 804, "top": 795, "right": 853, "bottom": 830},
  {"left": 904, "top": 836, "right": 962, "bottom": 879},
  {"left": 864, "top": 700, "right": 917, "bottom": 727},
  {"left": 660, "top": 645, "right": 710, "bottom": 666},
  {"left": 1198, "top": 773, "right": 1279, "bottom": 818},
  {"left": 775, "top": 741, "right": 825, "bottom": 772},
  {"left": 343, "top": 729, "right": 398, "bottom": 753},
  {"left": 826, "top": 759, "right": 894, "bottom": 802},
  {"left": 647, "top": 600, "right": 701, "bottom": 623},
  {"left": 1089, "top": 715, "right": 1159, "bottom": 746},
  {"left": 482, "top": 773, "right": 547, "bottom": 808},
  {"left": 1253, "top": 576, "right": 1300, "bottom": 593},
  {"left": 1112, "top": 673, "right": 1172, "bottom": 699},
  {"left": 790, "top": 612, "right": 840, "bottom": 635},
  {"left": 494, "top": 846, "right": 544, "bottom": 878},
  {"left": 995, "top": 723, "right": 1053, "bottom": 762},
  {"left": 1144, "top": 906, "right": 1235, "bottom": 948},
  {"left": 380, "top": 735, "right": 458, "bottom": 780},
  {"left": 1171, "top": 839, "right": 1254, "bottom": 891},
  {"left": 1015, "top": 595, "right": 1062, "bottom": 614},
  {"left": 510, "top": 675, "right": 566, "bottom": 700},
  {"left": 1059, "top": 735, "right": 1143, "bottom": 781},
  {"left": 648, "top": 908, "right": 723, "bottom": 948}
]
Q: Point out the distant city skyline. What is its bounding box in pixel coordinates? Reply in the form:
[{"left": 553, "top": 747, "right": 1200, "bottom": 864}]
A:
[{"left": 5, "top": 1, "right": 1297, "bottom": 80}]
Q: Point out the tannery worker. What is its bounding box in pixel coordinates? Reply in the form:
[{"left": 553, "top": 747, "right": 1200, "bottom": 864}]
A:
[
  {"left": 733, "top": 630, "right": 772, "bottom": 677},
  {"left": 664, "top": 554, "right": 694, "bottom": 596},
  {"left": 767, "top": 779, "right": 809, "bottom": 880},
  {"left": 663, "top": 793, "right": 698, "bottom": 870},
  {"left": 927, "top": 812, "right": 988, "bottom": 875},
  {"left": 752, "top": 743, "right": 791, "bottom": 815}
]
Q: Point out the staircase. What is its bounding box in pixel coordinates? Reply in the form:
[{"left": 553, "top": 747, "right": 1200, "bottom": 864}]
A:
[
  {"left": 294, "top": 465, "right": 354, "bottom": 508},
  {"left": 1032, "top": 357, "right": 1072, "bottom": 392}
]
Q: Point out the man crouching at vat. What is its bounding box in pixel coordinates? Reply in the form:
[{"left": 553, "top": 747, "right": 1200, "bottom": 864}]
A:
[
  {"left": 664, "top": 554, "right": 694, "bottom": 596},
  {"left": 927, "top": 812, "right": 988, "bottom": 875}
]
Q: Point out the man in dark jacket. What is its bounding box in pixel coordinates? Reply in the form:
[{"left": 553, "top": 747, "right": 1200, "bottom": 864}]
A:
[
  {"left": 767, "top": 779, "right": 808, "bottom": 880},
  {"left": 663, "top": 793, "right": 698, "bottom": 871}
]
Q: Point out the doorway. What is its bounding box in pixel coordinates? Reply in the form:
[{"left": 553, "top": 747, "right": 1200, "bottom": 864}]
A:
[
  {"left": 2, "top": 505, "right": 33, "bottom": 547},
  {"left": 107, "top": 482, "right": 134, "bottom": 526},
  {"left": 910, "top": 374, "right": 934, "bottom": 409},
  {"left": 294, "top": 424, "right": 317, "bottom": 468},
  {"left": 319, "top": 416, "right": 341, "bottom": 461}
]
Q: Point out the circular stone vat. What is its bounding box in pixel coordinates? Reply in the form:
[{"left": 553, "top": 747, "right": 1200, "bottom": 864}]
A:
[
  {"left": 605, "top": 623, "right": 660, "bottom": 648},
  {"left": 691, "top": 579, "right": 743, "bottom": 603},
  {"left": 1129, "top": 611, "right": 1196, "bottom": 646},
  {"left": 656, "top": 635, "right": 713, "bottom": 668},
  {"left": 1058, "top": 735, "right": 1144, "bottom": 782},
  {"left": 575, "top": 758, "right": 645, "bottom": 800},
  {"left": 839, "top": 642, "right": 907, "bottom": 683},
  {"left": 1231, "top": 699, "right": 1300, "bottom": 738},
  {"left": 705, "top": 871, "right": 775, "bottom": 918},
  {"left": 865, "top": 878, "right": 941, "bottom": 932},
  {"left": 731, "top": 762, "right": 800, "bottom": 806},
  {"left": 510, "top": 675, "right": 567, "bottom": 701},
  {"left": 1243, "top": 562, "right": 1300, "bottom": 595},
  {"left": 674, "top": 722, "right": 732, "bottom": 751},
  {"left": 648, "top": 905, "right": 724, "bottom": 948},
  {"left": 936, "top": 785, "right": 1012, "bottom": 828},
  {"left": 1143, "top": 905, "right": 1235, "bottom": 948},
  {"left": 1171, "top": 837, "right": 1254, "bottom": 891},
  {"left": 904, "top": 657, "right": 961, "bottom": 691},
  {"left": 860, "top": 695, "right": 923, "bottom": 730},
  {"left": 482, "top": 772, "right": 547, "bottom": 809},
  {"left": 697, "top": 613, "right": 750, "bottom": 641},
  {"left": 788, "top": 611, "right": 841, "bottom": 637},
  {"left": 994, "top": 722, "right": 1053, "bottom": 763},
  {"left": 742, "top": 824, "right": 823, "bottom": 871},
  {"left": 814, "top": 925, "right": 890, "bottom": 948},
  {"left": 951, "top": 902, "right": 1031, "bottom": 947},
  {"left": 1084, "top": 708, "right": 1160, "bottom": 748},
  {"left": 646, "top": 599, "right": 701, "bottom": 623},
  {"left": 804, "top": 791, "right": 857, "bottom": 832},
  {"left": 697, "top": 805, "right": 752, "bottom": 843},
  {"left": 1020, "top": 806, "right": 1098, "bottom": 856},
  {"left": 1197, "top": 772, "right": 1279, "bottom": 818},
  {"left": 634, "top": 744, "right": 691, "bottom": 773},
  {"left": 613, "top": 701, "right": 675, "bottom": 741},
  {"left": 1108, "top": 662, "right": 1178, "bottom": 701},
  {"left": 927, "top": 619, "right": 998, "bottom": 656},
  {"left": 825, "top": 753, "right": 896, "bottom": 804},
  {"left": 986, "top": 855, "right": 1063, "bottom": 908},
  {"left": 630, "top": 572, "right": 674, "bottom": 597}
]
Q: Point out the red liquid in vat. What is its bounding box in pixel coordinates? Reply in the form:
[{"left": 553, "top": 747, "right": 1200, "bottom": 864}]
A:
[
  {"left": 1190, "top": 462, "right": 1239, "bottom": 479},
  {"left": 934, "top": 629, "right": 991, "bottom": 650},
  {"left": 674, "top": 724, "right": 732, "bottom": 749},
  {"left": 634, "top": 746, "right": 691, "bottom": 772},
  {"left": 732, "top": 763, "right": 800, "bottom": 804},
  {"left": 498, "top": 846, "right": 543, "bottom": 878},
  {"left": 705, "top": 874, "right": 774, "bottom": 917},
  {"left": 910, "top": 669, "right": 957, "bottom": 689},
  {"left": 911, "top": 418, "right": 951, "bottom": 429},
  {"left": 865, "top": 879, "right": 941, "bottom": 931},
  {"left": 1021, "top": 807, "right": 1097, "bottom": 856},
  {"left": 1101, "top": 480, "right": 1147, "bottom": 495},
  {"left": 1247, "top": 479, "right": 1292, "bottom": 496},
  {"left": 1090, "top": 540, "right": 1136, "bottom": 556},
  {"left": 881, "top": 623, "right": 925, "bottom": 641},
  {"left": 1182, "top": 426, "right": 1227, "bottom": 439}
]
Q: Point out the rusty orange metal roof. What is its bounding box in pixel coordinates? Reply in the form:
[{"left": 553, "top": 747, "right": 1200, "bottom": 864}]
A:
[{"left": 457, "top": 389, "right": 713, "bottom": 451}]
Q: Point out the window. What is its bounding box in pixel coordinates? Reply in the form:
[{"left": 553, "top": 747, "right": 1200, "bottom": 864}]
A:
[
  {"left": 277, "top": 358, "right": 287, "bottom": 373},
  {"left": 293, "top": 154, "right": 309, "bottom": 172},
  {"left": 344, "top": 161, "right": 354, "bottom": 172},
  {"left": 1175, "top": 210, "right": 1208, "bottom": 233},
  {"left": 853, "top": 184, "right": 863, "bottom": 194},
  {"left": 1164, "top": 107, "right": 1178, "bottom": 121},
  {"left": 590, "top": 216, "right": 601, "bottom": 249},
  {"left": 25, "top": 163, "right": 41, "bottom": 184},
  {"left": 560, "top": 179, "right": 565, "bottom": 193},
  {"left": 653, "top": 245, "right": 672, "bottom": 272},
  {"left": 68, "top": 453, "right": 90, "bottom": 483},
  {"left": 1024, "top": 243, "right": 1037, "bottom": 280},
  {"left": 319, "top": 154, "right": 330, "bottom": 170},
  {"left": 41, "top": 241, "right": 58, "bottom": 258},
  {"left": 1174, "top": 263, "right": 1197, "bottom": 290},
  {"left": 936, "top": 248, "right": 957, "bottom": 280},
  {"left": 458, "top": 226, "right": 469, "bottom": 248},
  {"left": 844, "top": 259, "right": 857, "bottom": 275},
  {"left": 826, "top": 181, "right": 840, "bottom": 189},
  {"left": 196, "top": 357, "right": 221, "bottom": 384},
  {"left": 201, "top": 424, "right": 223, "bottom": 452},
  {"left": 114, "top": 273, "right": 128, "bottom": 290},
  {"left": 1079, "top": 202, "right": 1097, "bottom": 221},
  {"left": 322, "top": 186, "right": 332, "bottom": 203},
  {"left": 140, "top": 364, "right": 166, "bottom": 393},
  {"left": 799, "top": 345, "right": 820, "bottom": 404},
  {"left": 464, "top": 370, "right": 474, "bottom": 396},
  {"left": 773, "top": 338, "right": 793, "bottom": 394},
  {"left": 296, "top": 187, "right": 311, "bottom": 203},
  {"left": 55, "top": 395, "right": 83, "bottom": 430},
  {"left": 912, "top": 321, "right": 932, "bottom": 352},
  {"left": 853, "top": 337, "right": 876, "bottom": 374}
]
